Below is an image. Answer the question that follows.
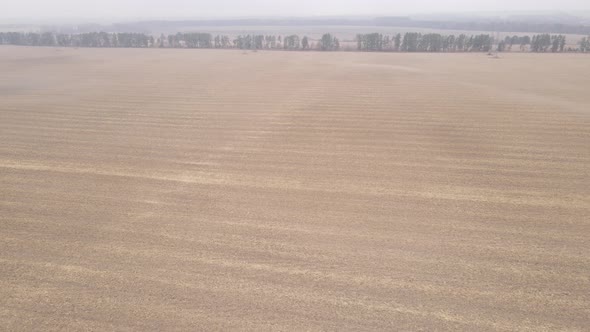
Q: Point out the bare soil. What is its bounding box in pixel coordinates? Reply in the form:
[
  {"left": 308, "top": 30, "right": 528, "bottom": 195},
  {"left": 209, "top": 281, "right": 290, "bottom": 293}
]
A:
[{"left": 1, "top": 46, "right": 589, "bottom": 331}]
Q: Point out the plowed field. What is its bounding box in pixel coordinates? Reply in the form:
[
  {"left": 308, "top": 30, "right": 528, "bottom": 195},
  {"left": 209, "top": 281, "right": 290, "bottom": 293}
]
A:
[{"left": 1, "top": 47, "right": 589, "bottom": 331}]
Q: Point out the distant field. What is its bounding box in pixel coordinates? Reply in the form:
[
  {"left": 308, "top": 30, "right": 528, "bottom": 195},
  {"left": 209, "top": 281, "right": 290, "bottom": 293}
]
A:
[{"left": 0, "top": 47, "right": 589, "bottom": 331}]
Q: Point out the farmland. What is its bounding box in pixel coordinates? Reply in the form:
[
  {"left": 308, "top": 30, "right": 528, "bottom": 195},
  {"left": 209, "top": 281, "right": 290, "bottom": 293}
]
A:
[{"left": 0, "top": 46, "right": 589, "bottom": 331}]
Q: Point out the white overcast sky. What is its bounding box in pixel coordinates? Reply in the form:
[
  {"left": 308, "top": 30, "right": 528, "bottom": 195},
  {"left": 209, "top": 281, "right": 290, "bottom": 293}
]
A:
[{"left": 2, "top": 0, "right": 589, "bottom": 21}]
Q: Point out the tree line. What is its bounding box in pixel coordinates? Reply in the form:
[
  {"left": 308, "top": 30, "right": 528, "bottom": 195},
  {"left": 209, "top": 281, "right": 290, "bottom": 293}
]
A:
[
  {"left": 0, "top": 32, "right": 154, "bottom": 48},
  {"left": 1, "top": 31, "right": 589, "bottom": 53},
  {"left": 356, "top": 33, "right": 579, "bottom": 53},
  {"left": 0, "top": 31, "right": 338, "bottom": 51},
  {"left": 357, "top": 33, "right": 495, "bottom": 52}
]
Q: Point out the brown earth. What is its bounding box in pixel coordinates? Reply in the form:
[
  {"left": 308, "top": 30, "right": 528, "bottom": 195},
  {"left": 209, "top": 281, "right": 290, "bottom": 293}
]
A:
[{"left": 0, "top": 46, "right": 589, "bottom": 331}]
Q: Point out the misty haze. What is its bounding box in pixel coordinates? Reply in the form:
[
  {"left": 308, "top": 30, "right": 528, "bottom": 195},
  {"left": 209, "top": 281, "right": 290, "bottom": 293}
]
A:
[{"left": 1, "top": 0, "right": 589, "bottom": 331}]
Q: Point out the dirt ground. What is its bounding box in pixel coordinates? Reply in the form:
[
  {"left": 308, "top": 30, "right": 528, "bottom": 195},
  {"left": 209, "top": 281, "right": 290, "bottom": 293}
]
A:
[{"left": 0, "top": 46, "right": 589, "bottom": 331}]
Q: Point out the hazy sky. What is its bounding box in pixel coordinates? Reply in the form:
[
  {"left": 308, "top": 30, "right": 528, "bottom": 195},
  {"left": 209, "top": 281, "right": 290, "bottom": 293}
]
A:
[{"left": 3, "top": 0, "right": 589, "bottom": 21}]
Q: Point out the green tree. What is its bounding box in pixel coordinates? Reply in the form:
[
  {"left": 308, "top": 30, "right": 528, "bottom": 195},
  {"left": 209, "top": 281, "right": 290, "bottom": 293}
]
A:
[
  {"left": 455, "top": 34, "right": 467, "bottom": 51},
  {"left": 301, "top": 36, "right": 309, "bottom": 50},
  {"left": 579, "top": 37, "right": 590, "bottom": 52},
  {"left": 283, "top": 35, "right": 300, "bottom": 50},
  {"left": 559, "top": 35, "right": 566, "bottom": 52},
  {"left": 401, "top": 32, "right": 420, "bottom": 52},
  {"left": 394, "top": 33, "right": 401, "bottom": 51},
  {"left": 318, "top": 33, "right": 339, "bottom": 51}
]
